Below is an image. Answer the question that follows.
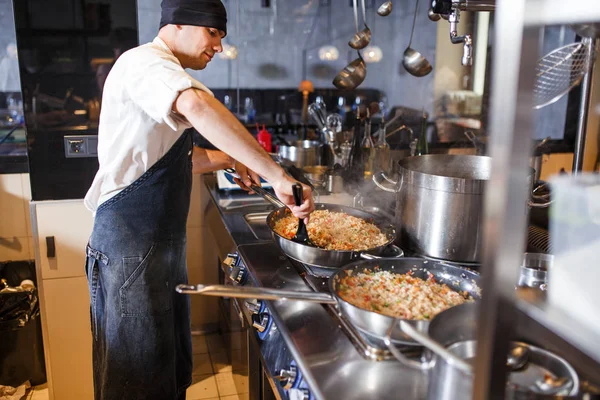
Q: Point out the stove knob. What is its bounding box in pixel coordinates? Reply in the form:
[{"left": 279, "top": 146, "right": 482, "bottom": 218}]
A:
[
  {"left": 251, "top": 312, "right": 270, "bottom": 333},
  {"left": 288, "top": 388, "right": 310, "bottom": 400},
  {"left": 276, "top": 365, "right": 297, "bottom": 390},
  {"left": 245, "top": 300, "right": 263, "bottom": 315},
  {"left": 228, "top": 265, "right": 247, "bottom": 284},
  {"left": 222, "top": 253, "right": 239, "bottom": 268}
]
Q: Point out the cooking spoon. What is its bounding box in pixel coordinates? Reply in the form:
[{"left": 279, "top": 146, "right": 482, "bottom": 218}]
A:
[
  {"left": 291, "top": 183, "right": 316, "bottom": 247},
  {"left": 377, "top": 1, "right": 392, "bottom": 16},
  {"left": 403, "top": 0, "right": 433, "bottom": 77},
  {"left": 349, "top": 0, "right": 371, "bottom": 50}
]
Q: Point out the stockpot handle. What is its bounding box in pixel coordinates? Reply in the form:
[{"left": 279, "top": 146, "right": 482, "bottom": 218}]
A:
[
  {"left": 176, "top": 284, "right": 337, "bottom": 304},
  {"left": 529, "top": 182, "right": 552, "bottom": 208},
  {"left": 372, "top": 171, "right": 401, "bottom": 193},
  {"left": 528, "top": 199, "right": 552, "bottom": 208},
  {"left": 384, "top": 319, "right": 473, "bottom": 375}
]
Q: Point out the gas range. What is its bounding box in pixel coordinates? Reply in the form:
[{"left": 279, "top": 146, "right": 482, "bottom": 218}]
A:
[{"left": 223, "top": 242, "right": 429, "bottom": 400}]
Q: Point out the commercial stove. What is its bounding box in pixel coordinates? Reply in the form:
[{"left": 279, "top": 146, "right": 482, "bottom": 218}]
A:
[{"left": 217, "top": 241, "right": 429, "bottom": 400}]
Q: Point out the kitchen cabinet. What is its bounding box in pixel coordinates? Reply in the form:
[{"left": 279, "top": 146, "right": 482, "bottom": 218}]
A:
[
  {"left": 41, "top": 276, "right": 94, "bottom": 400},
  {"left": 33, "top": 201, "right": 93, "bottom": 279},
  {"left": 31, "top": 200, "right": 94, "bottom": 400}
]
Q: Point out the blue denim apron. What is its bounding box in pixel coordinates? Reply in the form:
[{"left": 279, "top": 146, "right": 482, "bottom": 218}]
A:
[{"left": 85, "top": 130, "right": 193, "bottom": 400}]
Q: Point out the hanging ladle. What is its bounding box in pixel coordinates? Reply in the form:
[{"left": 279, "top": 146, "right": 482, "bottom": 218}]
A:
[
  {"left": 333, "top": 52, "right": 367, "bottom": 90},
  {"left": 333, "top": 0, "right": 368, "bottom": 89},
  {"left": 377, "top": 1, "right": 392, "bottom": 17},
  {"left": 402, "top": 0, "right": 433, "bottom": 77},
  {"left": 349, "top": 0, "right": 371, "bottom": 50}
]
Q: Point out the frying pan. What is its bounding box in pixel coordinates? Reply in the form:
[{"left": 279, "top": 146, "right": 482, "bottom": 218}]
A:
[
  {"left": 176, "top": 258, "right": 481, "bottom": 345},
  {"left": 224, "top": 168, "right": 399, "bottom": 268}
]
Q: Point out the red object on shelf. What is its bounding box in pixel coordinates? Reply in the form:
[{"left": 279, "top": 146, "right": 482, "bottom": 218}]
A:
[{"left": 257, "top": 124, "right": 272, "bottom": 153}]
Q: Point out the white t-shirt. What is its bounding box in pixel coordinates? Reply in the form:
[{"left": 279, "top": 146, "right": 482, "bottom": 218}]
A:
[{"left": 84, "top": 37, "right": 212, "bottom": 212}]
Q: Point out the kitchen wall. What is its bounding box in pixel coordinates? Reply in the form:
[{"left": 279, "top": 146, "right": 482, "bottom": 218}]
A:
[
  {"left": 0, "top": 173, "right": 33, "bottom": 262},
  {"left": 0, "top": 0, "right": 32, "bottom": 262},
  {"left": 137, "top": 0, "right": 440, "bottom": 113}
]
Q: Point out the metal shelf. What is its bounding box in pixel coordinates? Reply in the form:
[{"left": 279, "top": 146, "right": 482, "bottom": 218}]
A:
[
  {"left": 513, "top": 297, "right": 600, "bottom": 383},
  {"left": 474, "top": 0, "right": 600, "bottom": 397}
]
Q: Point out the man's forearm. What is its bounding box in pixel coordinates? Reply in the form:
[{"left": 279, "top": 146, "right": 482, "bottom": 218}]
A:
[
  {"left": 175, "top": 89, "right": 285, "bottom": 183},
  {"left": 192, "top": 147, "right": 233, "bottom": 174}
]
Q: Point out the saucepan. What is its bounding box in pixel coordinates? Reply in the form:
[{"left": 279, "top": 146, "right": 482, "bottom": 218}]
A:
[
  {"left": 224, "top": 168, "right": 401, "bottom": 268},
  {"left": 177, "top": 258, "right": 481, "bottom": 345},
  {"left": 384, "top": 302, "right": 579, "bottom": 399}
]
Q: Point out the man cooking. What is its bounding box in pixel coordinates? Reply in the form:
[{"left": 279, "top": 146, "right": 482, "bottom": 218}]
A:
[{"left": 83, "top": 0, "right": 314, "bottom": 398}]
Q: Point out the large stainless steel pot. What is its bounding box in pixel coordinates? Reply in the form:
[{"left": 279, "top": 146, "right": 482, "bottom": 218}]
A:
[
  {"left": 373, "top": 155, "right": 546, "bottom": 264},
  {"left": 373, "top": 155, "right": 493, "bottom": 263},
  {"left": 385, "top": 303, "right": 579, "bottom": 399},
  {"left": 277, "top": 140, "right": 322, "bottom": 168},
  {"left": 177, "top": 258, "right": 481, "bottom": 345}
]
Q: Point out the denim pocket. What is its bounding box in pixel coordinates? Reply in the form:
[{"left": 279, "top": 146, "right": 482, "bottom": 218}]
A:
[
  {"left": 85, "top": 254, "right": 101, "bottom": 340},
  {"left": 119, "top": 241, "right": 178, "bottom": 317}
]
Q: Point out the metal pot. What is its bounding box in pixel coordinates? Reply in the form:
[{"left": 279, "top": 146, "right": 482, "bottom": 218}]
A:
[
  {"left": 385, "top": 303, "right": 580, "bottom": 399},
  {"left": 325, "top": 171, "right": 345, "bottom": 194},
  {"left": 426, "top": 340, "right": 579, "bottom": 399},
  {"left": 302, "top": 165, "right": 328, "bottom": 188},
  {"left": 518, "top": 253, "right": 552, "bottom": 290},
  {"left": 373, "top": 155, "right": 545, "bottom": 264},
  {"left": 373, "top": 155, "right": 494, "bottom": 263},
  {"left": 277, "top": 140, "right": 322, "bottom": 168}
]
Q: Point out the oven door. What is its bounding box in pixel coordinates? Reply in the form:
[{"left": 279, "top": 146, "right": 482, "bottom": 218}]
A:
[{"left": 217, "top": 257, "right": 279, "bottom": 400}]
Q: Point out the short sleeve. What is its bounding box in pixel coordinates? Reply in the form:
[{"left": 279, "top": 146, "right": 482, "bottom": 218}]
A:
[{"left": 119, "top": 46, "right": 213, "bottom": 130}]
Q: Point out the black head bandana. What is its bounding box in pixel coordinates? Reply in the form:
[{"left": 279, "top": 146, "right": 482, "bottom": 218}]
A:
[{"left": 160, "top": 0, "right": 227, "bottom": 37}]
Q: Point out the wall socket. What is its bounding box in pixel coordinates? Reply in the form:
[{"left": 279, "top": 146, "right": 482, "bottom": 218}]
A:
[{"left": 64, "top": 135, "right": 98, "bottom": 158}]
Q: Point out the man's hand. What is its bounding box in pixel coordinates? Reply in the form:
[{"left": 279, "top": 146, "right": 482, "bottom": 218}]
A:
[
  {"left": 232, "top": 160, "right": 261, "bottom": 193},
  {"left": 271, "top": 176, "right": 315, "bottom": 220}
]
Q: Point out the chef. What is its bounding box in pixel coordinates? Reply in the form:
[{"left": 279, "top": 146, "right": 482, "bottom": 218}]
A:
[{"left": 83, "top": 0, "right": 314, "bottom": 398}]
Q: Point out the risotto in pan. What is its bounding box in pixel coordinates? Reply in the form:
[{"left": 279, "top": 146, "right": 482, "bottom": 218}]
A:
[
  {"left": 272, "top": 210, "right": 388, "bottom": 251},
  {"left": 337, "top": 268, "right": 473, "bottom": 320}
]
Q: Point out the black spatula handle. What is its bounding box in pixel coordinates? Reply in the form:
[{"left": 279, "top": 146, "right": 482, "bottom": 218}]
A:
[{"left": 292, "top": 183, "right": 303, "bottom": 207}]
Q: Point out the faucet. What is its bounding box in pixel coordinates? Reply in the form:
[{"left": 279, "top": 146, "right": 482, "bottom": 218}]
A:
[
  {"left": 448, "top": 8, "right": 473, "bottom": 66},
  {"left": 430, "top": 0, "right": 496, "bottom": 66}
]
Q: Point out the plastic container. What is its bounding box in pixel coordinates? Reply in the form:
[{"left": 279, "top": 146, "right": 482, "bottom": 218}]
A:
[{"left": 548, "top": 174, "right": 600, "bottom": 334}]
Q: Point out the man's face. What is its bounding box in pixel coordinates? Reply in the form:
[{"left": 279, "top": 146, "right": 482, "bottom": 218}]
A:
[{"left": 176, "top": 25, "right": 224, "bottom": 70}]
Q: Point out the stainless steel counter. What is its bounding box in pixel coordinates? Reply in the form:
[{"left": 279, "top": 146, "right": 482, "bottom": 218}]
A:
[{"left": 202, "top": 174, "right": 429, "bottom": 400}]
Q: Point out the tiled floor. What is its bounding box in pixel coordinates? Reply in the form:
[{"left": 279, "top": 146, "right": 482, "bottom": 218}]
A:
[{"left": 24, "top": 333, "right": 243, "bottom": 400}]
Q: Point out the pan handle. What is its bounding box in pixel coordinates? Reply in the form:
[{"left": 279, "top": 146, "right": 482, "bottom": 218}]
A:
[
  {"left": 176, "top": 284, "right": 337, "bottom": 304},
  {"left": 360, "top": 245, "right": 404, "bottom": 260},
  {"left": 384, "top": 319, "right": 433, "bottom": 370},
  {"left": 398, "top": 320, "right": 473, "bottom": 375},
  {"left": 372, "top": 171, "right": 401, "bottom": 193}
]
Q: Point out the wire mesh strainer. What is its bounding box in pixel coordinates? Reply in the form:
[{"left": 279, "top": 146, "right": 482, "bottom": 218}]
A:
[{"left": 533, "top": 42, "right": 591, "bottom": 109}]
